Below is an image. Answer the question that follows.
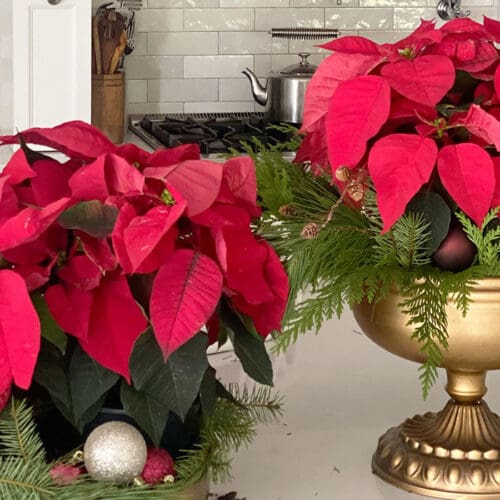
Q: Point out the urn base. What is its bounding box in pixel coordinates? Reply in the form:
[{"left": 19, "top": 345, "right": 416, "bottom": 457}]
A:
[{"left": 373, "top": 399, "right": 500, "bottom": 498}]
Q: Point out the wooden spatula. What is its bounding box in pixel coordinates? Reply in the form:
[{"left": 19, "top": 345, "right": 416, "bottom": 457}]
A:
[{"left": 99, "top": 11, "right": 125, "bottom": 74}]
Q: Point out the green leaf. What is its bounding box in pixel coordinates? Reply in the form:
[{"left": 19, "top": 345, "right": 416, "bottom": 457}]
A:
[
  {"left": 31, "top": 293, "right": 67, "bottom": 354},
  {"left": 120, "top": 382, "right": 169, "bottom": 446},
  {"left": 407, "top": 192, "right": 451, "bottom": 254},
  {"left": 222, "top": 305, "right": 273, "bottom": 386},
  {"left": 33, "top": 347, "right": 73, "bottom": 424},
  {"left": 58, "top": 200, "right": 119, "bottom": 238},
  {"left": 200, "top": 367, "right": 217, "bottom": 416},
  {"left": 69, "top": 346, "right": 119, "bottom": 431},
  {"left": 130, "top": 331, "right": 208, "bottom": 421}
]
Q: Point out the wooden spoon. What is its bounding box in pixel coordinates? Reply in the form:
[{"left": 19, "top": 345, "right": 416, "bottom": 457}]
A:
[{"left": 99, "top": 11, "right": 125, "bottom": 74}]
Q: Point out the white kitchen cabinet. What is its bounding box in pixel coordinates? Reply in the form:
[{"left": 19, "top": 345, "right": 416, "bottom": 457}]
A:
[{"left": 0, "top": 0, "right": 91, "bottom": 137}]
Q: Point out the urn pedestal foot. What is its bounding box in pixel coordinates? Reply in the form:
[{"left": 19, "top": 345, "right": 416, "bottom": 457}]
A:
[{"left": 373, "top": 399, "right": 500, "bottom": 499}]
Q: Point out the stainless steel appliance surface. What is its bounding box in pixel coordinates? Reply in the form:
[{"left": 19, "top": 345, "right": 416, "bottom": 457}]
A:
[{"left": 129, "top": 112, "right": 296, "bottom": 158}]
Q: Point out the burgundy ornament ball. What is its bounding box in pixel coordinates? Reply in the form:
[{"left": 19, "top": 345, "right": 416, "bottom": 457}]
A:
[
  {"left": 431, "top": 225, "right": 476, "bottom": 272},
  {"left": 141, "top": 446, "right": 175, "bottom": 485}
]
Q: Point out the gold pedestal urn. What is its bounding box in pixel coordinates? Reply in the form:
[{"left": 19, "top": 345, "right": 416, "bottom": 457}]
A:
[{"left": 353, "top": 278, "right": 500, "bottom": 499}]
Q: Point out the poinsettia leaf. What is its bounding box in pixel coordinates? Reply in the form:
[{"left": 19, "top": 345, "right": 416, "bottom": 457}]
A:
[
  {"left": 0, "top": 121, "right": 116, "bottom": 161},
  {"left": 220, "top": 156, "right": 260, "bottom": 217},
  {"left": 0, "top": 270, "right": 41, "bottom": 389},
  {"left": 406, "top": 192, "right": 451, "bottom": 254},
  {"left": 326, "top": 75, "right": 391, "bottom": 172},
  {"left": 145, "top": 143, "right": 201, "bottom": 169},
  {"left": 129, "top": 331, "right": 208, "bottom": 421},
  {"left": 484, "top": 15, "right": 500, "bottom": 43},
  {"left": 144, "top": 160, "right": 223, "bottom": 217},
  {"left": 69, "top": 345, "right": 119, "bottom": 431},
  {"left": 368, "top": 134, "right": 438, "bottom": 232},
  {"left": 122, "top": 199, "right": 187, "bottom": 274},
  {"left": 120, "top": 381, "right": 169, "bottom": 447},
  {"left": 200, "top": 366, "right": 217, "bottom": 416},
  {"left": 45, "top": 284, "right": 93, "bottom": 341},
  {"left": 58, "top": 200, "right": 119, "bottom": 239},
  {"left": 80, "top": 272, "right": 148, "bottom": 381},
  {"left": 30, "top": 159, "right": 74, "bottom": 207},
  {"left": 2, "top": 149, "right": 36, "bottom": 185},
  {"left": 57, "top": 255, "right": 103, "bottom": 291},
  {"left": 451, "top": 104, "right": 500, "bottom": 151},
  {"left": 301, "top": 53, "right": 383, "bottom": 133},
  {"left": 105, "top": 154, "right": 145, "bottom": 195},
  {"left": 31, "top": 293, "right": 67, "bottom": 354},
  {"left": 320, "top": 35, "right": 381, "bottom": 54},
  {"left": 0, "top": 197, "right": 71, "bottom": 252},
  {"left": 221, "top": 301, "right": 273, "bottom": 386},
  {"left": 150, "top": 249, "right": 223, "bottom": 359},
  {"left": 380, "top": 55, "right": 455, "bottom": 107},
  {"left": 494, "top": 64, "right": 500, "bottom": 101},
  {"left": 437, "top": 143, "right": 496, "bottom": 226},
  {"left": 76, "top": 231, "right": 117, "bottom": 272},
  {"left": 492, "top": 157, "right": 500, "bottom": 209}
]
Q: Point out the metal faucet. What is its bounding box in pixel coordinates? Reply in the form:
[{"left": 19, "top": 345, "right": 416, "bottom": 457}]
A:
[{"left": 436, "top": 0, "right": 471, "bottom": 20}]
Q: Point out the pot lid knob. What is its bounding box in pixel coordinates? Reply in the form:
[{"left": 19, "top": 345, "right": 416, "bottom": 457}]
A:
[{"left": 280, "top": 52, "right": 317, "bottom": 75}]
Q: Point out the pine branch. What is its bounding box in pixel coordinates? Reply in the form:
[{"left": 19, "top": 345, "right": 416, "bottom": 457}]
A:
[
  {"left": 0, "top": 399, "right": 45, "bottom": 464},
  {"left": 456, "top": 209, "right": 500, "bottom": 273}
]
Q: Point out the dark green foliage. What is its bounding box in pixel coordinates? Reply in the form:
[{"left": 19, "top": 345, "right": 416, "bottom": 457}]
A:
[
  {"left": 249, "top": 142, "right": 500, "bottom": 398},
  {"left": 0, "top": 387, "right": 282, "bottom": 498}
]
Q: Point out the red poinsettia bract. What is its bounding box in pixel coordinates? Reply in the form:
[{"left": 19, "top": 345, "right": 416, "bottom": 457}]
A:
[
  {"left": 298, "top": 17, "right": 500, "bottom": 231},
  {"left": 0, "top": 121, "right": 289, "bottom": 391}
]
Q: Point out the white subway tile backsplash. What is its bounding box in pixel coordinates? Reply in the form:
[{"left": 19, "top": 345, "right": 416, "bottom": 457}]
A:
[
  {"left": 127, "top": 80, "right": 148, "bottom": 103},
  {"left": 125, "top": 0, "right": 500, "bottom": 114},
  {"left": 148, "top": 32, "right": 218, "bottom": 55},
  {"left": 326, "top": 7, "right": 393, "bottom": 29},
  {"left": 255, "top": 8, "right": 325, "bottom": 31},
  {"left": 184, "top": 55, "right": 254, "bottom": 77},
  {"left": 221, "top": 0, "right": 288, "bottom": 6},
  {"left": 125, "top": 56, "right": 184, "bottom": 79},
  {"left": 133, "top": 33, "right": 148, "bottom": 56},
  {"left": 394, "top": 8, "right": 437, "bottom": 29},
  {"left": 362, "top": 0, "right": 425, "bottom": 5},
  {"left": 291, "top": 0, "right": 358, "bottom": 7},
  {"left": 184, "top": 9, "right": 254, "bottom": 31},
  {"left": 219, "top": 78, "right": 255, "bottom": 101},
  {"left": 149, "top": 0, "right": 217, "bottom": 6},
  {"left": 363, "top": 29, "right": 411, "bottom": 43},
  {"left": 219, "top": 32, "right": 288, "bottom": 54},
  {"left": 136, "top": 9, "right": 184, "bottom": 32},
  {"left": 148, "top": 78, "right": 219, "bottom": 101}
]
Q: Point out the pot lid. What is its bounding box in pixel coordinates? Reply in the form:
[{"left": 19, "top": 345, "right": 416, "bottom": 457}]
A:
[{"left": 279, "top": 53, "right": 317, "bottom": 76}]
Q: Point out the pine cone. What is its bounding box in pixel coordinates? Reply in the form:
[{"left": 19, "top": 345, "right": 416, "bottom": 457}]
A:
[
  {"left": 347, "top": 182, "right": 365, "bottom": 202},
  {"left": 278, "top": 204, "right": 295, "bottom": 217},
  {"left": 335, "top": 166, "right": 351, "bottom": 183},
  {"left": 301, "top": 222, "right": 319, "bottom": 239}
]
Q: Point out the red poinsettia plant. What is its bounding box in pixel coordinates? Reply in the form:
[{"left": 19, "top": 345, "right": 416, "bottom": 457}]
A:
[
  {"left": 0, "top": 121, "right": 288, "bottom": 450},
  {"left": 298, "top": 16, "right": 500, "bottom": 236}
]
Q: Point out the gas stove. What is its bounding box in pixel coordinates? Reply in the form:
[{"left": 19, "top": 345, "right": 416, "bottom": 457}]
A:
[{"left": 129, "top": 113, "right": 295, "bottom": 158}]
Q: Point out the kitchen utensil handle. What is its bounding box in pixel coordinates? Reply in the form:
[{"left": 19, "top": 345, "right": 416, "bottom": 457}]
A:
[{"left": 47, "top": 0, "right": 62, "bottom": 5}]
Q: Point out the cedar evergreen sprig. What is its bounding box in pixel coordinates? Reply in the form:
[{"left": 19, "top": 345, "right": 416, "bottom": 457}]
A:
[
  {"left": 0, "top": 388, "right": 282, "bottom": 499},
  {"left": 248, "top": 136, "right": 498, "bottom": 398}
]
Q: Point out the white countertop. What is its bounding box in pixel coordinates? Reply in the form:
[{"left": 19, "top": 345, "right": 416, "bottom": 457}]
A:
[{"left": 211, "top": 311, "right": 500, "bottom": 500}]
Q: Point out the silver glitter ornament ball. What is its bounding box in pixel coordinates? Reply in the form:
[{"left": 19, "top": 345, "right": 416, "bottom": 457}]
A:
[{"left": 84, "top": 421, "right": 147, "bottom": 484}]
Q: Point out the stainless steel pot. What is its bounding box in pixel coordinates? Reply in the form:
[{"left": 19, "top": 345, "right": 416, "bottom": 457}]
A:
[{"left": 242, "top": 53, "right": 316, "bottom": 124}]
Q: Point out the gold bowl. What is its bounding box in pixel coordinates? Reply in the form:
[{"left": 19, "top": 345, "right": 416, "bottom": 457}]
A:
[{"left": 353, "top": 278, "right": 500, "bottom": 499}]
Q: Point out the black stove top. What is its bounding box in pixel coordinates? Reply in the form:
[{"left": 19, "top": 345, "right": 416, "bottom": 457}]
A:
[{"left": 129, "top": 113, "right": 294, "bottom": 156}]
